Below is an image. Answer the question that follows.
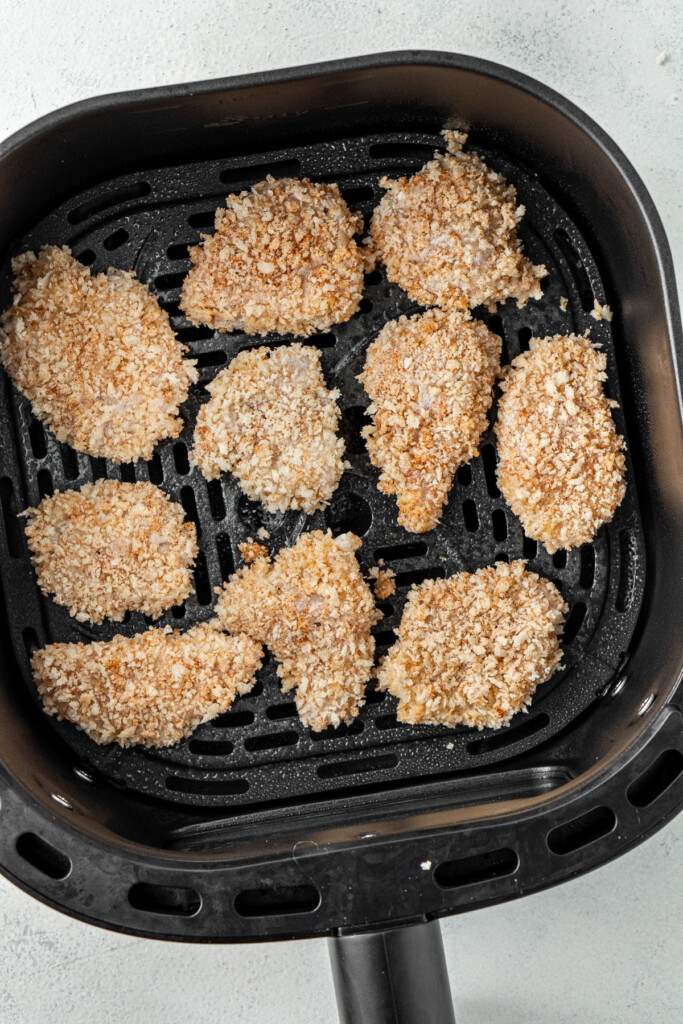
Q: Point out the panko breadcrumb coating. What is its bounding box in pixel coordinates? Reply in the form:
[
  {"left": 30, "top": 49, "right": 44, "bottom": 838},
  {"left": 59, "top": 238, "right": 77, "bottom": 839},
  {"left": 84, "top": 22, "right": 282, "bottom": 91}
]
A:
[
  {"left": 378, "top": 560, "right": 567, "bottom": 729},
  {"left": 191, "top": 344, "right": 346, "bottom": 513},
  {"left": 0, "top": 246, "right": 197, "bottom": 462},
  {"left": 23, "top": 480, "right": 197, "bottom": 624},
  {"left": 180, "top": 177, "right": 370, "bottom": 337},
  {"left": 369, "top": 566, "right": 396, "bottom": 600},
  {"left": 370, "top": 131, "right": 545, "bottom": 312},
  {"left": 33, "top": 624, "right": 262, "bottom": 748},
  {"left": 239, "top": 539, "right": 269, "bottom": 564},
  {"left": 215, "top": 530, "right": 380, "bottom": 731},
  {"left": 496, "top": 333, "right": 626, "bottom": 553},
  {"left": 359, "top": 309, "right": 501, "bottom": 533}
]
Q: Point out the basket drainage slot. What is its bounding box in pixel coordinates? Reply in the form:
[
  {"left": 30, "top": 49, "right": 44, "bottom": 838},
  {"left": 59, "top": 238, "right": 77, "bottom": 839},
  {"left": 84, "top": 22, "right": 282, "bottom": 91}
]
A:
[
  {"left": 547, "top": 806, "right": 616, "bottom": 855},
  {"left": 128, "top": 882, "right": 201, "bottom": 917},
  {"left": 468, "top": 713, "right": 549, "bottom": 755},
  {"left": 165, "top": 776, "right": 248, "bottom": 796},
  {"left": 435, "top": 847, "right": 518, "bottom": 889},
  {"left": 234, "top": 883, "right": 319, "bottom": 918},
  {"left": 318, "top": 753, "right": 398, "bottom": 779},
  {"left": 16, "top": 833, "right": 71, "bottom": 879},
  {"left": 627, "top": 749, "right": 683, "bottom": 808}
]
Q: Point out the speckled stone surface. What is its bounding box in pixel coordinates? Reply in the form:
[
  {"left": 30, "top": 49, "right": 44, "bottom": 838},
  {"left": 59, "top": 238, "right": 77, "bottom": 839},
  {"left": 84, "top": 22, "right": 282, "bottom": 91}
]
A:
[{"left": 0, "top": 2, "right": 681, "bottom": 1021}]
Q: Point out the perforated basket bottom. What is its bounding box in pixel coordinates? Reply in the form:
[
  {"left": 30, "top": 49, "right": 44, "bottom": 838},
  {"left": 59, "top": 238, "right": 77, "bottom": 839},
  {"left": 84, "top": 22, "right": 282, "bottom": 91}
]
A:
[{"left": 0, "top": 132, "right": 644, "bottom": 808}]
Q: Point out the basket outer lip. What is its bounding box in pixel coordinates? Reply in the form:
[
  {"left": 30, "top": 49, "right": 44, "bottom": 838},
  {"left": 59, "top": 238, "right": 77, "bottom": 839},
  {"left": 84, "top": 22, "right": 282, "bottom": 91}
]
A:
[{"left": 0, "top": 50, "right": 681, "bottom": 939}]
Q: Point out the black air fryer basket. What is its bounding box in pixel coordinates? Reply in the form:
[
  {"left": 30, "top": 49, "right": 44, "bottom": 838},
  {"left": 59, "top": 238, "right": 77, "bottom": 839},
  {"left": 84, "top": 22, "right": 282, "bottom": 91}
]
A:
[{"left": 0, "top": 52, "right": 681, "bottom": 1023}]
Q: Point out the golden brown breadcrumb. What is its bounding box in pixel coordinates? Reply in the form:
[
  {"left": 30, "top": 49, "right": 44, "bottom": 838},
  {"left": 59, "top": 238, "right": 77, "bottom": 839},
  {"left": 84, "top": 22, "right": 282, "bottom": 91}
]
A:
[
  {"left": 359, "top": 309, "right": 501, "bottom": 533},
  {"left": 33, "top": 624, "right": 263, "bottom": 748},
  {"left": 378, "top": 561, "right": 567, "bottom": 729},
  {"left": 369, "top": 566, "right": 396, "bottom": 600},
  {"left": 0, "top": 246, "right": 197, "bottom": 462},
  {"left": 215, "top": 530, "right": 380, "bottom": 731},
  {"left": 180, "top": 177, "right": 370, "bottom": 337},
  {"left": 590, "top": 299, "right": 613, "bottom": 322},
  {"left": 23, "top": 480, "right": 197, "bottom": 624},
  {"left": 191, "top": 344, "right": 346, "bottom": 513},
  {"left": 370, "top": 131, "right": 545, "bottom": 312},
  {"left": 239, "top": 539, "right": 269, "bottom": 564},
  {"left": 496, "top": 333, "right": 626, "bottom": 553}
]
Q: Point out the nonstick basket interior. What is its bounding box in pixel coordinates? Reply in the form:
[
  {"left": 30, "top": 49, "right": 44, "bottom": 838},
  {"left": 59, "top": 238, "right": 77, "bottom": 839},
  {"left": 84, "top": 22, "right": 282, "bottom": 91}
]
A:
[{"left": 0, "top": 129, "right": 645, "bottom": 811}]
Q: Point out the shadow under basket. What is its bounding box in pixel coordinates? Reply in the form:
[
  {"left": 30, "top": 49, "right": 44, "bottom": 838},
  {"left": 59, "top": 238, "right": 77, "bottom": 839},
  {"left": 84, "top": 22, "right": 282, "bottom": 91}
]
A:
[{"left": 0, "top": 51, "right": 681, "bottom": 1024}]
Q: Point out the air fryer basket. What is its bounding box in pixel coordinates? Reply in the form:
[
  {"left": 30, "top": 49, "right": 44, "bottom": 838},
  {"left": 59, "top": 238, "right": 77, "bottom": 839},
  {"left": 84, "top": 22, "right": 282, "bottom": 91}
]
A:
[{"left": 0, "top": 51, "right": 680, "bottom": 1022}]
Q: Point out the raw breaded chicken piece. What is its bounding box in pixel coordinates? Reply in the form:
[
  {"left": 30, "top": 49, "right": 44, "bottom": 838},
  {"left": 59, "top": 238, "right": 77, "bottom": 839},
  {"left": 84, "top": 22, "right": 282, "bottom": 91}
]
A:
[
  {"left": 496, "top": 333, "right": 626, "bottom": 553},
  {"left": 370, "top": 131, "right": 545, "bottom": 312},
  {"left": 191, "top": 344, "right": 346, "bottom": 513},
  {"left": 180, "top": 177, "right": 370, "bottom": 337},
  {"left": 23, "top": 480, "right": 197, "bottom": 624},
  {"left": 215, "top": 530, "right": 380, "bottom": 731},
  {"left": 378, "top": 561, "right": 567, "bottom": 730},
  {"left": 32, "top": 624, "right": 263, "bottom": 748},
  {"left": 0, "top": 247, "right": 197, "bottom": 461},
  {"left": 359, "top": 309, "right": 501, "bottom": 533}
]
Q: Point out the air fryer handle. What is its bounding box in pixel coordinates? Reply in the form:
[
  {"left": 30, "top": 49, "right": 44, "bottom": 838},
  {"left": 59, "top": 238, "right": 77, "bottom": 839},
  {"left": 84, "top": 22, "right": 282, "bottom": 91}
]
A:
[{"left": 328, "top": 919, "right": 456, "bottom": 1024}]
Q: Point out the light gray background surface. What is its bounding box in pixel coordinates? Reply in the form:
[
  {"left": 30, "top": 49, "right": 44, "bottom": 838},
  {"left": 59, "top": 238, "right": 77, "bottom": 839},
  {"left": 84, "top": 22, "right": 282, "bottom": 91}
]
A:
[{"left": 0, "top": 1, "right": 681, "bottom": 1021}]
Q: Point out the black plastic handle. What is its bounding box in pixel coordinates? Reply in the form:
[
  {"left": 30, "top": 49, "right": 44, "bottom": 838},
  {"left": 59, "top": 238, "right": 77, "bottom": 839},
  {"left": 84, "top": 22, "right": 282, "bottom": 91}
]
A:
[{"left": 328, "top": 919, "right": 456, "bottom": 1024}]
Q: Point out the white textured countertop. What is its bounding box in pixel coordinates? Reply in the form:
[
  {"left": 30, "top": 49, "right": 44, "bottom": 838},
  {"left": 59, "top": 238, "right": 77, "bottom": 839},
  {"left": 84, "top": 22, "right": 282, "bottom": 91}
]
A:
[{"left": 0, "top": 2, "right": 681, "bottom": 1021}]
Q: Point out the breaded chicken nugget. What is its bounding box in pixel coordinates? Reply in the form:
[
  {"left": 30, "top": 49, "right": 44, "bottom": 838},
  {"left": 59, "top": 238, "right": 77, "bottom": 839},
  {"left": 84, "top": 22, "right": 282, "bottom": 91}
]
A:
[
  {"left": 191, "top": 344, "right": 346, "bottom": 514},
  {"left": 0, "top": 246, "right": 197, "bottom": 462},
  {"left": 370, "top": 131, "right": 545, "bottom": 312},
  {"left": 359, "top": 309, "right": 501, "bottom": 533},
  {"left": 495, "top": 333, "right": 626, "bottom": 553},
  {"left": 215, "top": 530, "right": 380, "bottom": 731},
  {"left": 33, "top": 623, "right": 262, "bottom": 748},
  {"left": 180, "top": 177, "right": 369, "bottom": 337},
  {"left": 23, "top": 480, "right": 197, "bottom": 624},
  {"left": 378, "top": 560, "right": 567, "bottom": 729}
]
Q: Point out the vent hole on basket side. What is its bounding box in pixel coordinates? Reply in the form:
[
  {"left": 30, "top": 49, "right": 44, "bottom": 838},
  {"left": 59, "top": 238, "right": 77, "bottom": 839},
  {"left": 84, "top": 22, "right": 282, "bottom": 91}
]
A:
[
  {"left": 212, "top": 709, "right": 254, "bottom": 729},
  {"left": 580, "top": 545, "right": 595, "bottom": 589},
  {"left": 216, "top": 532, "right": 235, "bottom": 580},
  {"left": 188, "top": 210, "right": 216, "bottom": 230},
  {"left": 318, "top": 753, "right": 398, "bottom": 779},
  {"left": 266, "top": 703, "right": 298, "bottom": 721},
  {"left": 481, "top": 444, "right": 499, "bottom": 497},
  {"left": 518, "top": 327, "right": 532, "bottom": 352},
  {"left": 195, "top": 350, "right": 228, "bottom": 369},
  {"left": 0, "top": 478, "right": 23, "bottom": 557},
  {"left": 468, "top": 713, "right": 549, "bottom": 755},
  {"left": 547, "top": 806, "right": 616, "bottom": 855},
  {"left": 627, "top": 750, "right": 683, "bottom": 808},
  {"left": 193, "top": 551, "right": 212, "bottom": 606},
  {"left": 311, "top": 719, "right": 364, "bottom": 742},
  {"left": 462, "top": 499, "right": 479, "bottom": 532},
  {"left": 207, "top": 481, "right": 226, "bottom": 521},
  {"left": 27, "top": 416, "right": 47, "bottom": 459},
  {"left": 165, "top": 776, "right": 248, "bottom": 796},
  {"left": 325, "top": 491, "right": 372, "bottom": 537},
  {"left": 67, "top": 181, "right": 151, "bottom": 225},
  {"left": 244, "top": 731, "right": 299, "bottom": 752},
  {"left": 90, "top": 457, "right": 107, "bottom": 481},
  {"left": 147, "top": 453, "right": 164, "bottom": 485},
  {"left": 340, "top": 406, "right": 371, "bottom": 454},
  {"left": 220, "top": 158, "right": 301, "bottom": 185},
  {"left": 492, "top": 508, "right": 507, "bottom": 542},
  {"left": 552, "top": 549, "right": 567, "bottom": 569},
  {"left": 103, "top": 228, "right": 129, "bottom": 251},
  {"left": 37, "top": 469, "right": 53, "bottom": 499},
  {"left": 173, "top": 443, "right": 190, "bottom": 475},
  {"left": 374, "top": 541, "right": 427, "bottom": 562},
  {"left": 128, "top": 881, "right": 201, "bottom": 917},
  {"left": 523, "top": 535, "right": 538, "bottom": 559},
  {"left": 553, "top": 228, "right": 595, "bottom": 312},
  {"left": 457, "top": 464, "right": 472, "bottom": 487},
  {"left": 434, "top": 847, "right": 518, "bottom": 889},
  {"left": 616, "top": 530, "right": 637, "bottom": 612},
  {"left": 234, "top": 883, "right": 319, "bottom": 918},
  {"left": 563, "top": 602, "right": 587, "bottom": 645},
  {"left": 22, "top": 626, "right": 40, "bottom": 659},
  {"left": 154, "top": 272, "right": 186, "bottom": 293},
  {"left": 188, "top": 738, "right": 234, "bottom": 756},
  {"left": 369, "top": 142, "right": 436, "bottom": 164},
  {"left": 16, "top": 833, "right": 71, "bottom": 880},
  {"left": 394, "top": 566, "right": 445, "bottom": 588},
  {"left": 120, "top": 462, "right": 136, "bottom": 483}
]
